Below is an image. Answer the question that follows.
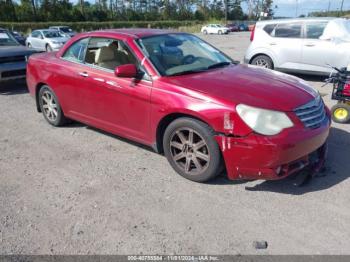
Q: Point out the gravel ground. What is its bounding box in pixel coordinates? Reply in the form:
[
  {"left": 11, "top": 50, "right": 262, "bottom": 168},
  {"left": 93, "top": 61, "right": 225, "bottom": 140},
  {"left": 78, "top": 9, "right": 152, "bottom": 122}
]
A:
[{"left": 0, "top": 32, "right": 349, "bottom": 255}]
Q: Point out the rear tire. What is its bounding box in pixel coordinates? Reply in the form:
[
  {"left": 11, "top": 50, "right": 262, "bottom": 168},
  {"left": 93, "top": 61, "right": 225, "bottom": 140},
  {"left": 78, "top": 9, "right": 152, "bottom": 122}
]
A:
[
  {"left": 163, "top": 117, "right": 223, "bottom": 182},
  {"left": 38, "top": 85, "right": 68, "bottom": 126},
  {"left": 203, "top": 30, "right": 208, "bottom": 35},
  {"left": 27, "top": 43, "right": 31, "bottom": 48},
  {"left": 251, "top": 55, "right": 273, "bottom": 69},
  {"left": 218, "top": 30, "right": 222, "bottom": 35},
  {"left": 331, "top": 103, "right": 350, "bottom": 123}
]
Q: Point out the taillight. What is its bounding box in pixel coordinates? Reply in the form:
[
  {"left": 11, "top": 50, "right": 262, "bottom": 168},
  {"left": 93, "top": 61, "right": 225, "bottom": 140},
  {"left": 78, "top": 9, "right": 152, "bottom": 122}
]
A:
[
  {"left": 250, "top": 25, "right": 255, "bottom": 42},
  {"left": 343, "top": 82, "right": 350, "bottom": 96}
]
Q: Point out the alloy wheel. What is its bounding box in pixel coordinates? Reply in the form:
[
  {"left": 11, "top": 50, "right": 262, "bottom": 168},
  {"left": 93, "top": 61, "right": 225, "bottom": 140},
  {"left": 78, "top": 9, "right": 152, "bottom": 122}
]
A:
[
  {"left": 169, "top": 128, "right": 210, "bottom": 175},
  {"left": 41, "top": 90, "right": 58, "bottom": 122},
  {"left": 255, "top": 58, "right": 269, "bottom": 68}
]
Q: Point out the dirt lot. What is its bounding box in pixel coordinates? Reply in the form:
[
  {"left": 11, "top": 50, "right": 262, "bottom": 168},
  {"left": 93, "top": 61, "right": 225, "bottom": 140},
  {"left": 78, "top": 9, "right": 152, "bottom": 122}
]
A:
[{"left": 0, "top": 32, "right": 349, "bottom": 255}]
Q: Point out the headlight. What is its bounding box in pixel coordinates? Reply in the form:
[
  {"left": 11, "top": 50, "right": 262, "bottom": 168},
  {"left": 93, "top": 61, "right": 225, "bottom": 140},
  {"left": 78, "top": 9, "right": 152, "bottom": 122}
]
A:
[{"left": 236, "top": 104, "right": 293, "bottom": 135}]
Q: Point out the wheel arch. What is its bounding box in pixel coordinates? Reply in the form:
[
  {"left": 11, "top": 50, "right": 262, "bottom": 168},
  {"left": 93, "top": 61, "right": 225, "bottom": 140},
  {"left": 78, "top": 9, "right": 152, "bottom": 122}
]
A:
[
  {"left": 35, "top": 82, "right": 48, "bottom": 112},
  {"left": 155, "top": 112, "right": 214, "bottom": 154}
]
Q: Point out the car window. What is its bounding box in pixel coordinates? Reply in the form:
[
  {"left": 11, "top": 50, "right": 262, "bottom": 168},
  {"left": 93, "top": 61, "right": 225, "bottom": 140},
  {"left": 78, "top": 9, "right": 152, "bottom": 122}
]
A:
[
  {"left": 84, "top": 37, "right": 137, "bottom": 71},
  {"left": 43, "top": 30, "right": 62, "bottom": 38},
  {"left": 274, "top": 23, "right": 302, "bottom": 38},
  {"left": 31, "top": 31, "right": 40, "bottom": 38},
  {"left": 306, "top": 22, "right": 328, "bottom": 39},
  {"left": 60, "top": 27, "right": 72, "bottom": 33},
  {"left": 263, "top": 24, "right": 277, "bottom": 35},
  {"left": 62, "top": 38, "right": 89, "bottom": 63}
]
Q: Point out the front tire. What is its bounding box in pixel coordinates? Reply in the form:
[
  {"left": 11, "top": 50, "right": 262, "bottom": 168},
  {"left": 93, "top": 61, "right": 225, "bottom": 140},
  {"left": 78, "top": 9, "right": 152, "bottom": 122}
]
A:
[
  {"left": 331, "top": 103, "right": 350, "bottom": 123},
  {"left": 203, "top": 30, "right": 208, "bottom": 35},
  {"left": 251, "top": 55, "right": 273, "bottom": 69},
  {"left": 46, "top": 44, "right": 53, "bottom": 52},
  {"left": 38, "top": 85, "right": 68, "bottom": 126},
  {"left": 163, "top": 118, "right": 223, "bottom": 182},
  {"left": 218, "top": 30, "right": 222, "bottom": 35}
]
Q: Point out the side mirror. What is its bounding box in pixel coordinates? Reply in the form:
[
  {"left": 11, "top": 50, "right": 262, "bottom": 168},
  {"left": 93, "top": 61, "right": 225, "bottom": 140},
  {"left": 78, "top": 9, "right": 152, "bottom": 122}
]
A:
[{"left": 114, "top": 64, "right": 137, "bottom": 78}]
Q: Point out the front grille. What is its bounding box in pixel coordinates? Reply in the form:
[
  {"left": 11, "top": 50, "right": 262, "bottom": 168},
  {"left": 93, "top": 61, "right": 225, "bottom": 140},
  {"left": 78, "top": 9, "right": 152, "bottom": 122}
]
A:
[
  {"left": 0, "top": 55, "right": 26, "bottom": 64},
  {"left": 1, "top": 69, "right": 26, "bottom": 78},
  {"left": 294, "top": 96, "right": 326, "bottom": 129}
]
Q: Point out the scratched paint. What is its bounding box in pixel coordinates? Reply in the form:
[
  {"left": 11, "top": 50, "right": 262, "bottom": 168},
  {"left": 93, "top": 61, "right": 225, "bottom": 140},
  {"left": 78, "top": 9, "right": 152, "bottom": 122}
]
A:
[
  {"left": 224, "top": 112, "right": 234, "bottom": 130},
  {"left": 222, "top": 136, "right": 226, "bottom": 152}
]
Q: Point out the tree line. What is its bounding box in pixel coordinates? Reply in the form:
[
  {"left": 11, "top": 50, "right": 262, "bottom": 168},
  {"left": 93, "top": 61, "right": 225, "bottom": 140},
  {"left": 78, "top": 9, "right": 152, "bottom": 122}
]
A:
[
  {"left": 0, "top": 0, "right": 273, "bottom": 22},
  {"left": 307, "top": 10, "right": 350, "bottom": 18}
]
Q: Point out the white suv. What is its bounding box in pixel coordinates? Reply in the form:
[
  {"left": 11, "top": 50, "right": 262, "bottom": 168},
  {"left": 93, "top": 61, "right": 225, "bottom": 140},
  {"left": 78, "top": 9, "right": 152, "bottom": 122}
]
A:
[{"left": 244, "top": 18, "right": 350, "bottom": 75}]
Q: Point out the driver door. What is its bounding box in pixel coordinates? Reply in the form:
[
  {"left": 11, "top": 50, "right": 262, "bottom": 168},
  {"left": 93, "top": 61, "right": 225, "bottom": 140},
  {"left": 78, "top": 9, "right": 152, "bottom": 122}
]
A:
[
  {"left": 30, "top": 31, "right": 40, "bottom": 49},
  {"left": 60, "top": 37, "right": 152, "bottom": 143},
  {"left": 37, "top": 31, "right": 46, "bottom": 51}
]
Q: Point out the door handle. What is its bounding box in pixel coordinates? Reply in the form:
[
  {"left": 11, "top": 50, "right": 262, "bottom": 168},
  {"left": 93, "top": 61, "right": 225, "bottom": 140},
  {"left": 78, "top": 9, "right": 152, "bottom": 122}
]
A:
[
  {"left": 269, "top": 42, "right": 277, "bottom": 46},
  {"left": 78, "top": 72, "right": 89, "bottom": 77},
  {"left": 305, "top": 43, "right": 315, "bottom": 47}
]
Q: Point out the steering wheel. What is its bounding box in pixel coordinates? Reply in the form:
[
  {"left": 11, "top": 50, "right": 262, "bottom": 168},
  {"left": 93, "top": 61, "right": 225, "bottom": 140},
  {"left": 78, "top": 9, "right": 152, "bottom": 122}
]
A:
[{"left": 182, "top": 55, "right": 197, "bottom": 65}]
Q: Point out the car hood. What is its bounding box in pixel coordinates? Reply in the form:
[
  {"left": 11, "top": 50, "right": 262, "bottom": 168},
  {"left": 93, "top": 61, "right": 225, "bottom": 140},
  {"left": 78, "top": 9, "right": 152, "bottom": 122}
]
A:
[
  {"left": 0, "top": 45, "right": 38, "bottom": 57},
  {"left": 164, "top": 64, "right": 318, "bottom": 112}
]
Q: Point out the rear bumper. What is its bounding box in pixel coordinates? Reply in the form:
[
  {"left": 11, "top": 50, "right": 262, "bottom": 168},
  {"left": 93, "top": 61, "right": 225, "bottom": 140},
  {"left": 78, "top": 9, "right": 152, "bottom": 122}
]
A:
[
  {"left": 0, "top": 61, "right": 26, "bottom": 82},
  {"left": 215, "top": 116, "right": 331, "bottom": 181}
]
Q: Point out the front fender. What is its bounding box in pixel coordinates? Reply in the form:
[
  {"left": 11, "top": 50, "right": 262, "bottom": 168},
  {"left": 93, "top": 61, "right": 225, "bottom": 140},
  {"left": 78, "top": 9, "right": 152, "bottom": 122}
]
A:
[{"left": 150, "top": 83, "right": 253, "bottom": 145}]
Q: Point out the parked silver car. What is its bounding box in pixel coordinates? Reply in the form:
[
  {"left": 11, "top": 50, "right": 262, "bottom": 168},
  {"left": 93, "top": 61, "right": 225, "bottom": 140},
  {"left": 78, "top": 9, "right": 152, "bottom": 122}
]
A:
[
  {"left": 0, "top": 28, "right": 38, "bottom": 82},
  {"left": 244, "top": 18, "right": 350, "bottom": 75},
  {"left": 49, "top": 26, "right": 76, "bottom": 38},
  {"left": 25, "top": 29, "right": 69, "bottom": 52}
]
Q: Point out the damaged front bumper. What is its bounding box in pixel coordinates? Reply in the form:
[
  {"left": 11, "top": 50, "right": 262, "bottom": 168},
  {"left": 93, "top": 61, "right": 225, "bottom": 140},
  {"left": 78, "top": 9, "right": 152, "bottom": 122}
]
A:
[{"left": 215, "top": 117, "right": 330, "bottom": 181}]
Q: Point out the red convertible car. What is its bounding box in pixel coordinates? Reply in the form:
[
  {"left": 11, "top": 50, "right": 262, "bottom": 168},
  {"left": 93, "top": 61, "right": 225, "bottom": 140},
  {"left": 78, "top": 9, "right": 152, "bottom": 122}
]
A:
[{"left": 26, "top": 29, "right": 330, "bottom": 182}]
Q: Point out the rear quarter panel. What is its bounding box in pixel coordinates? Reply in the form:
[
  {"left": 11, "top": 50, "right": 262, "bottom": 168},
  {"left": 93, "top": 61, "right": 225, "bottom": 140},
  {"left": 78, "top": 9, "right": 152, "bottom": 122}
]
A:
[
  {"left": 26, "top": 52, "right": 64, "bottom": 107},
  {"left": 245, "top": 27, "right": 280, "bottom": 67}
]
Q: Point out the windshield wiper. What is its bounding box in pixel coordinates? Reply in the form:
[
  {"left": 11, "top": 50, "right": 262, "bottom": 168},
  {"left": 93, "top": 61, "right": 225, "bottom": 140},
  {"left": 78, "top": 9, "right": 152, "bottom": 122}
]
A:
[
  {"left": 167, "top": 62, "right": 231, "bottom": 76},
  {"left": 167, "top": 69, "right": 207, "bottom": 77},
  {"left": 207, "top": 61, "right": 231, "bottom": 70}
]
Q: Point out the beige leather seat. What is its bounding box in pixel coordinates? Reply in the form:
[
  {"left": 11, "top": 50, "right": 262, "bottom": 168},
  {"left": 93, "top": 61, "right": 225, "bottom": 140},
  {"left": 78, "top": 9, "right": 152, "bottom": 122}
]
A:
[
  {"left": 95, "top": 46, "right": 120, "bottom": 70},
  {"left": 112, "top": 43, "right": 132, "bottom": 64}
]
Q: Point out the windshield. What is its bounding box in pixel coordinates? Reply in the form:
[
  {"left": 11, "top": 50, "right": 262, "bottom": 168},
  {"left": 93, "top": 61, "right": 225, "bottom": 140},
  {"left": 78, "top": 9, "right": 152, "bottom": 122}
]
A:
[
  {"left": 137, "top": 33, "right": 232, "bottom": 76},
  {"left": 43, "top": 31, "right": 62, "bottom": 38},
  {"left": 0, "top": 31, "right": 19, "bottom": 46}
]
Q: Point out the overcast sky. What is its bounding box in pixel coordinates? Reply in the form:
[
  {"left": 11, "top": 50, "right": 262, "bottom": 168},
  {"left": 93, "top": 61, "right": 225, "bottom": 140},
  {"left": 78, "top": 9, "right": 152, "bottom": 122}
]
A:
[{"left": 266, "top": 0, "right": 350, "bottom": 17}]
